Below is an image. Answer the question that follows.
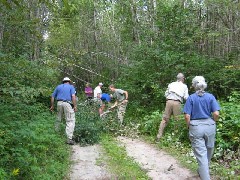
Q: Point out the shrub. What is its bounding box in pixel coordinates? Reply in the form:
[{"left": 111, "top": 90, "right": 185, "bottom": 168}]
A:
[
  {"left": 214, "top": 91, "right": 240, "bottom": 162},
  {"left": 0, "top": 102, "right": 70, "bottom": 179},
  {"left": 74, "top": 104, "right": 104, "bottom": 146}
]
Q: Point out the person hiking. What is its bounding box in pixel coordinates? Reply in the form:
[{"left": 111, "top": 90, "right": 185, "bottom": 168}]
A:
[
  {"left": 50, "top": 77, "right": 77, "bottom": 145},
  {"left": 183, "top": 76, "right": 220, "bottom": 180},
  {"left": 109, "top": 84, "right": 128, "bottom": 125},
  {"left": 156, "top": 73, "right": 189, "bottom": 141},
  {"left": 98, "top": 93, "right": 112, "bottom": 117},
  {"left": 93, "top": 82, "right": 103, "bottom": 101},
  {"left": 85, "top": 82, "right": 93, "bottom": 101}
]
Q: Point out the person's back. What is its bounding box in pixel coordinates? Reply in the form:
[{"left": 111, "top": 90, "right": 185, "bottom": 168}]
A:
[
  {"left": 101, "top": 93, "right": 111, "bottom": 102},
  {"left": 183, "top": 76, "right": 220, "bottom": 180},
  {"left": 185, "top": 92, "right": 218, "bottom": 120},
  {"left": 166, "top": 81, "right": 188, "bottom": 100},
  {"left": 53, "top": 84, "right": 74, "bottom": 101},
  {"left": 112, "top": 89, "right": 126, "bottom": 102},
  {"left": 156, "top": 73, "right": 189, "bottom": 141},
  {"left": 85, "top": 83, "right": 93, "bottom": 98},
  {"left": 94, "top": 82, "right": 103, "bottom": 99}
]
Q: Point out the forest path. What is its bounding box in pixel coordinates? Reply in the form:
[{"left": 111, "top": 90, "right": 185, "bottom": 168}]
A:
[{"left": 69, "top": 136, "right": 200, "bottom": 180}]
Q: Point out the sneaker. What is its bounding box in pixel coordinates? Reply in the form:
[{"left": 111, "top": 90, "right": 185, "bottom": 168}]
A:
[{"left": 66, "top": 139, "right": 75, "bottom": 145}]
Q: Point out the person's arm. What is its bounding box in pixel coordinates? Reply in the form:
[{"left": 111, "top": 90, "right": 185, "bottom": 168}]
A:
[
  {"left": 184, "top": 114, "right": 191, "bottom": 128},
  {"left": 89, "top": 88, "right": 93, "bottom": 93},
  {"left": 72, "top": 94, "right": 77, "bottom": 112},
  {"left": 184, "top": 87, "right": 189, "bottom": 101},
  {"left": 212, "top": 111, "right": 219, "bottom": 121},
  {"left": 50, "top": 96, "right": 55, "bottom": 111},
  {"left": 124, "top": 90, "right": 128, "bottom": 100},
  {"left": 164, "top": 83, "right": 171, "bottom": 98},
  {"left": 111, "top": 101, "right": 118, "bottom": 108}
]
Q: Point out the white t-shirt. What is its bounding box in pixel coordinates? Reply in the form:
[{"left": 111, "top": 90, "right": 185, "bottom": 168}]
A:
[{"left": 94, "top": 86, "right": 102, "bottom": 98}]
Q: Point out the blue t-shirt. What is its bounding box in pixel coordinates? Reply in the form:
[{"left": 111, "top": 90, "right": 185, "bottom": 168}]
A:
[
  {"left": 101, "top": 93, "right": 111, "bottom": 102},
  {"left": 183, "top": 92, "right": 220, "bottom": 120},
  {"left": 52, "top": 84, "right": 75, "bottom": 101}
]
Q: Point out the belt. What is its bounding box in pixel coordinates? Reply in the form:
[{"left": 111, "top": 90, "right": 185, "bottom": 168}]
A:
[
  {"left": 167, "top": 99, "right": 181, "bottom": 102},
  {"left": 57, "top": 99, "right": 70, "bottom": 102},
  {"left": 190, "top": 118, "right": 209, "bottom": 121}
]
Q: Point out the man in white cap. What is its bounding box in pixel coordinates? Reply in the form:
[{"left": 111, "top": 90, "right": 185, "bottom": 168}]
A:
[
  {"left": 94, "top": 82, "right": 103, "bottom": 100},
  {"left": 50, "top": 77, "right": 77, "bottom": 145},
  {"left": 156, "top": 73, "right": 189, "bottom": 141}
]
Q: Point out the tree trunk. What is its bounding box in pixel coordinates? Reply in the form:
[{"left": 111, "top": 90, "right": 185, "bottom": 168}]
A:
[{"left": 0, "top": 12, "right": 3, "bottom": 50}]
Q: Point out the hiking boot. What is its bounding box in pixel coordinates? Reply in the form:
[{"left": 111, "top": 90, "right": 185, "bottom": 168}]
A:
[{"left": 66, "top": 139, "right": 75, "bottom": 145}]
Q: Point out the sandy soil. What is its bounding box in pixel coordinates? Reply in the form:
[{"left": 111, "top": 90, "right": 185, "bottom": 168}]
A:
[
  {"left": 69, "top": 136, "right": 200, "bottom": 180},
  {"left": 117, "top": 136, "right": 200, "bottom": 180},
  {"left": 69, "top": 144, "right": 111, "bottom": 180}
]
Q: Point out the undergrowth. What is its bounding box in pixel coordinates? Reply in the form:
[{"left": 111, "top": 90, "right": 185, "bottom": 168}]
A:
[
  {"left": 0, "top": 102, "right": 70, "bottom": 179},
  {"left": 137, "top": 91, "right": 240, "bottom": 179}
]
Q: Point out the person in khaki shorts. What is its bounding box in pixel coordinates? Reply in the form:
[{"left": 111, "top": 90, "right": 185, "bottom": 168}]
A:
[
  {"left": 109, "top": 84, "right": 128, "bottom": 125},
  {"left": 50, "top": 77, "right": 77, "bottom": 145},
  {"left": 156, "top": 73, "right": 189, "bottom": 141}
]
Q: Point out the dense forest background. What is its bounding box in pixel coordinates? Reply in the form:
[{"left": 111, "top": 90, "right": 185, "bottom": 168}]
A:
[
  {"left": 0, "top": 0, "right": 239, "bottom": 179},
  {"left": 1, "top": 0, "right": 240, "bottom": 98}
]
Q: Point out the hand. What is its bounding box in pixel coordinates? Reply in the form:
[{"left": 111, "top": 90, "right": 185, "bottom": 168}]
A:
[
  {"left": 50, "top": 106, "right": 54, "bottom": 112},
  {"left": 74, "top": 107, "right": 77, "bottom": 112},
  {"left": 124, "top": 99, "right": 128, "bottom": 103}
]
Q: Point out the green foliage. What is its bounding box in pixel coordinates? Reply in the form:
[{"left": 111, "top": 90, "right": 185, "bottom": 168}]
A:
[
  {"left": 0, "top": 0, "right": 47, "bottom": 59},
  {"left": 74, "top": 104, "right": 103, "bottom": 146},
  {"left": 214, "top": 91, "right": 240, "bottom": 160},
  {"left": 140, "top": 111, "right": 162, "bottom": 136},
  {"left": 75, "top": 101, "right": 142, "bottom": 146},
  {"left": 156, "top": 1, "right": 198, "bottom": 51},
  {"left": 0, "top": 102, "right": 70, "bottom": 179},
  {"left": 0, "top": 55, "right": 57, "bottom": 105}
]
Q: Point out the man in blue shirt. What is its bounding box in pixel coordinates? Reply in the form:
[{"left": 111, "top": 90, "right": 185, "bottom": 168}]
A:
[
  {"left": 183, "top": 76, "right": 220, "bottom": 180},
  {"left": 98, "top": 93, "right": 111, "bottom": 116},
  {"left": 50, "top": 77, "right": 77, "bottom": 145}
]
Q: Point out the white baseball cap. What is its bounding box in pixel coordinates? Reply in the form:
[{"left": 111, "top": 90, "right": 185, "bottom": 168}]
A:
[
  {"left": 62, "top": 77, "right": 71, "bottom": 82},
  {"left": 99, "top": 82, "right": 103, "bottom": 86}
]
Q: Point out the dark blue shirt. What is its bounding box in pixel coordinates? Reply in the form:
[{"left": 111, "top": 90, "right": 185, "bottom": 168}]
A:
[
  {"left": 183, "top": 92, "right": 220, "bottom": 120},
  {"left": 101, "top": 93, "right": 111, "bottom": 102},
  {"left": 52, "top": 83, "right": 75, "bottom": 101}
]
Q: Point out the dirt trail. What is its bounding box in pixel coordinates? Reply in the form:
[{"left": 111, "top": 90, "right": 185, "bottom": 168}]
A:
[
  {"left": 69, "top": 144, "right": 111, "bottom": 180},
  {"left": 117, "top": 136, "right": 200, "bottom": 180},
  {"left": 69, "top": 136, "right": 200, "bottom": 180}
]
